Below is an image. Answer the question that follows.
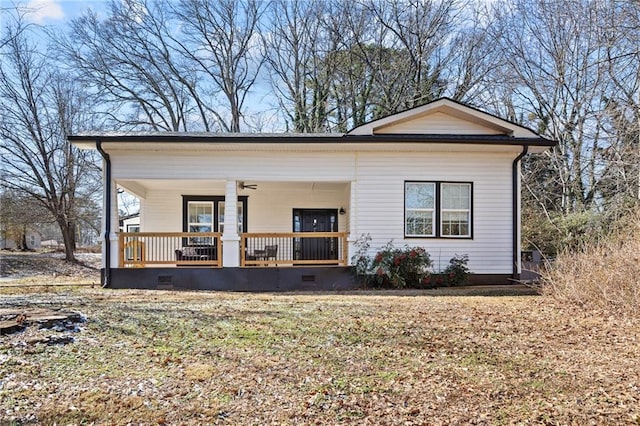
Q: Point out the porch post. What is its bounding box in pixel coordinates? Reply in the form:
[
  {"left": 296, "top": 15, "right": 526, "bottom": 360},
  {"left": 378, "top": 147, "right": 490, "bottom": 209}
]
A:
[{"left": 222, "top": 179, "right": 240, "bottom": 267}]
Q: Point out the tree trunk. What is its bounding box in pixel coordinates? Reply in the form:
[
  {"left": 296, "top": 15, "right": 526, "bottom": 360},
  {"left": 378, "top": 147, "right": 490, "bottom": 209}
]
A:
[
  {"left": 20, "top": 225, "right": 27, "bottom": 251},
  {"left": 58, "top": 219, "right": 76, "bottom": 262}
]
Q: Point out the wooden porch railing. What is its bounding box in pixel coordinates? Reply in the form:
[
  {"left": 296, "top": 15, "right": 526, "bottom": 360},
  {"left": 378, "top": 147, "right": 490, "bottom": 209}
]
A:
[
  {"left": 118, "top": 232, "right": 222, "bottom": 268},
  {"left": 241, "top": 232, "right": 349, "bottom": 267},
  {"left": 118, "top": 232, "right": 348, "bottom": 268}
]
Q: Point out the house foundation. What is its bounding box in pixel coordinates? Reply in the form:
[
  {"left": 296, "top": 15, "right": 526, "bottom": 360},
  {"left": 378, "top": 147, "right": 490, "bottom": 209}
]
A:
[{"left": 107, "top": 267, "right": 356, "bottom": 291}]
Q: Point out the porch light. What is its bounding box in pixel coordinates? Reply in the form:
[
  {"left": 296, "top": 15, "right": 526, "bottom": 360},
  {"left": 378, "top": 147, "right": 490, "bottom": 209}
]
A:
[{"left": 339, "top": 207, "right": 346, "bottom": 215}]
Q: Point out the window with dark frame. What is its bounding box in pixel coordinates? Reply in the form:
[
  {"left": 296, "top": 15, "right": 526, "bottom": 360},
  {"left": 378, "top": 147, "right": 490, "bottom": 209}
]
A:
[
  {"left": 182, "top": 195, "right": 248, "bottom": 240},
  {"left": 405, "top": 182, "right": 436, "bottom": 237},
  {"left": 404, "top": 181, "right": 472, "bottom": 238}
]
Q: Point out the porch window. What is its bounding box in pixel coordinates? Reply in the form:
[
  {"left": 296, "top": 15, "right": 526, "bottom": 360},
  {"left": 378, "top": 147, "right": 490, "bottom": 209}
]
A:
[
  {"left": 405, "top": 181, "right": 472, "bottom": 238},
  {"left": 182, "top": 195, "right": 248, "bottom": 236},
  {"left": 187, "top": 201, "right": 214, "bottom": 244}
]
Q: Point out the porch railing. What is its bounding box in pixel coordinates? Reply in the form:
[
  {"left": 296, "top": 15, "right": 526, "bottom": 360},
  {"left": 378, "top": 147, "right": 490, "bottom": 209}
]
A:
[
  {"left": 241, "top": 232, "right": 349, "bottom": 267},
  {"left": 117, "top": 232, "right": 348, "bottom": 268},
  {"left": 118, "top": 232, "right": 222, "bottom": 268}
]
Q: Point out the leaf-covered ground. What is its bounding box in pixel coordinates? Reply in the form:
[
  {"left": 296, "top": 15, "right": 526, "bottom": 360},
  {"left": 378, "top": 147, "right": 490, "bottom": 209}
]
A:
[
  {"left": 0, "top": 251, "right": 101, "bottom": 283},
  {"left": 1, "top": 285, "right": 639, "bottom": 425}
]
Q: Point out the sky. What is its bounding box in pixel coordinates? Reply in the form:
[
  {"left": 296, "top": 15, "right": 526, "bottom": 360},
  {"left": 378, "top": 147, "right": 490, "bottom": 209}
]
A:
[{"left": 1, "top": 0, "right": 108, "bottom": 24}]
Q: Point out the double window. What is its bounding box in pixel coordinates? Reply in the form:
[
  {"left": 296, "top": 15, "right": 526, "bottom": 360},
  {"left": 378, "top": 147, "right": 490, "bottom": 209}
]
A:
[{"left": 405, "top": 181, "right": 472, "bottom": 238}]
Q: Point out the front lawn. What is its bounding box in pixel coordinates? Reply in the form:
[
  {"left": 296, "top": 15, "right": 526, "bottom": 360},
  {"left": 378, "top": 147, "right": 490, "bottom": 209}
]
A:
[{"left": 1, "top": 287, "right": 638, "bottom": 424}]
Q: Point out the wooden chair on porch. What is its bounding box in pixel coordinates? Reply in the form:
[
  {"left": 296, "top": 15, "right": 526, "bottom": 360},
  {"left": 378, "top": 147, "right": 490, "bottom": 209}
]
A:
[{"left": 247, "top": 244, "right": 278, "bottom": 265}]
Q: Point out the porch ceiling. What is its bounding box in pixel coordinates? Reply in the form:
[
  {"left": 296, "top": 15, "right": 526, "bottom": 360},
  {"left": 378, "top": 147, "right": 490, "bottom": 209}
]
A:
[{"left": 118, "top": 179, "right": 349, "bottom": 196}]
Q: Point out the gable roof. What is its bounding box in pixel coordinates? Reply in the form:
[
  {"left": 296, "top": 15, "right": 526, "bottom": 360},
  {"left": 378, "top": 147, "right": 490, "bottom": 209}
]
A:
[
  {"left": 68, "top": 98, "right": 555, "bottom": 151},
  {"left": 348, "top": 97, "right": 540, "bottom": 138}
]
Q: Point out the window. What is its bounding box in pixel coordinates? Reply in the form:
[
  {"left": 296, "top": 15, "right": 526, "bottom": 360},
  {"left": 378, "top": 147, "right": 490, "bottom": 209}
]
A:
[
  {"left": 440, "top": 183, "right": 471, "bottom": 237},
  {"left": 405, "top": 182, "right": 435, "bottom": 237},
  {"left": 405, "top": 181, "right": 472, "bottom": 238},
  {"left": 187, "top": 201, "right": 213, "bottom": 245},
  {"left": 188, "top": 202, "right": 214, "bottom": 232},
  {"left": 182, "top": 196, "right": 248, "bottom": 240}
]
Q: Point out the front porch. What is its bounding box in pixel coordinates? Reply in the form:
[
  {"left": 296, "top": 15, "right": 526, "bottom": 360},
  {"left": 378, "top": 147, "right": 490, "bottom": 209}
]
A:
[{"left": 112, "top": 230, "right": 355, "bottom": 291}]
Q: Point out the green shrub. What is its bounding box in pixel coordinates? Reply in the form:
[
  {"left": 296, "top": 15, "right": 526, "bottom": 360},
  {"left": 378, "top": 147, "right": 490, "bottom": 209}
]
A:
[
  {"left": 443, "top": 254, "right": 470, "bottom": 286},
  {"left": 351, "top": 233, "right": 373, "bottom": 284},
  {"left": 427, "top": 273, "right": 446, "bottom": 288},
  {"left": 351, "top": 239, "right": 470, "bottom": 289},
  {"left": 369, "top": 242, "right": 432, "bottom": 288},
  {"left": 425, "top": 254, "right": 470, "bottom": 288}
]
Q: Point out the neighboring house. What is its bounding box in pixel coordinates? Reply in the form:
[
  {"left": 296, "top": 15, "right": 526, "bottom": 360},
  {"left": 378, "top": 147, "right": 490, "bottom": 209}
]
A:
[
  {"left": 119, "top": 213, "right": 140, "bottom": 233},
  {"left": 0, "top": 227, "right": 42, "bottom": 250},
  {"left": 69, "top": 98, "right": 555, "bottom": 290},
  {"left": 41, "top": 239, "right": 61, "bottom": 249}
]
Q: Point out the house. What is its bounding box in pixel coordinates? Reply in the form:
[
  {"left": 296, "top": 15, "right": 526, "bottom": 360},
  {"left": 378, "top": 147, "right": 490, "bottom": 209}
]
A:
[
  {"left": 0, "top": 226, "right": 42, "bottom": 250},
  {"left": 119, "top": 212, "right": 140, "bottom": 233},
  {"left": 68, "top": 98, "right": 555, "bottom": 290}
]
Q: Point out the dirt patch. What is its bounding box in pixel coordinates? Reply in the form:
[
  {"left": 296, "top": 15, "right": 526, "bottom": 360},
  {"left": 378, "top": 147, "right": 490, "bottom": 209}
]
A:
[{"left": 0, "top": 308, "right": 85, "bottom": 335}]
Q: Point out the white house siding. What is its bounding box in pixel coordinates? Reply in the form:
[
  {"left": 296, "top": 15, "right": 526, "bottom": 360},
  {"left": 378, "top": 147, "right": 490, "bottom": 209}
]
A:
[
  {"left": 374, "top": 111, "right": 504, "bottom": 135},
  {"left": 111, "top": 145, "right": 518, "bottom": 275},
  {"left": 246, "top": 183, "right": 349, "bottom": 233},
  {"left": 140, "top": 183, "right": 350, "bottom": 234},
  {"left": 0, "top": 231, "right": 41, "bottom": 250},
  {"left": 142, "top": 188, "right": 187, "bottom": 232},
  {"left": 114, "top": 146, "right": 355, "bottom": 235},
  {"left": 354, "top": 150, "right": 515, "bottom": 274},
  {"left": 110, "top": 150, "right": 356, "bottom": 182}
]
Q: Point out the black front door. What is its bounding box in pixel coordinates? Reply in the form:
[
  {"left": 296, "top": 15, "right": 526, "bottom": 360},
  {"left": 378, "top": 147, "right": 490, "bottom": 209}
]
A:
[{"left": 293, "top": 209, "right": 338, "bottom": 261}]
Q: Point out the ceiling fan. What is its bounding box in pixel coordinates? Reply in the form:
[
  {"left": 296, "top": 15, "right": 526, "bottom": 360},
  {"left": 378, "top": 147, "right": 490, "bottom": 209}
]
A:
[{"left": 238, "top": 181, "right": 257, "bottom": 190}]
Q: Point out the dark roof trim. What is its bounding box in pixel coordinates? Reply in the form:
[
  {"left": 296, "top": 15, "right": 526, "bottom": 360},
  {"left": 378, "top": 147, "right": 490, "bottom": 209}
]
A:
[
  {"left": 347, "top": 134, "right": 555, "bottom": 146},
  {"left": 119, "top": 212, "right": 140, "bottom": 220},
  {"left": 69, "top": 133, "right": 342, "bottom": 144},
  {"left": 69, "top": 132, "right": 556, "bottom": 147}
]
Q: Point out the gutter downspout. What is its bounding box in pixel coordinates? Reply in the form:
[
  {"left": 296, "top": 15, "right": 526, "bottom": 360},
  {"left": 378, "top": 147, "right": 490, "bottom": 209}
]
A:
[
  {"left": 96, "top": 140, "right": 112, "bottom": 288},
  {"left": 512, "top": 145, "right": 529, "bottom": 281}
]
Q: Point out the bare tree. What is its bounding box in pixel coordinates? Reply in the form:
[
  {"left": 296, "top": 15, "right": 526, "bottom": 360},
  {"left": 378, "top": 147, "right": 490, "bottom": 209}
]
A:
[
  {"left": 263, "top": 0, "right": 464, "bottom": 132},
  {"left": 262, "top": 0, "right": 332, "bottom": 132},
  {"left": 0, "top": 10, "right": 100, "bottom": 261},
  {"left": 445, "top": 6, "right": 502, "bottom": 103},
  {"left": 323, "top": 0, "right": 388, "bottom": 130},
  {"left": 599, "top": 1, "right": 640, "bottom": 206},
  {"left": 176, "top": 0, "right": 265, "bottom": 132},
  {"left": 56, "top": 0, "right": 218, "bottom": 131},
  {"left": 489, "top": 0, "right": 610, "bottom": 214},
  {"left": 361, "top": 0, "right": 457, "bottom": 111}
]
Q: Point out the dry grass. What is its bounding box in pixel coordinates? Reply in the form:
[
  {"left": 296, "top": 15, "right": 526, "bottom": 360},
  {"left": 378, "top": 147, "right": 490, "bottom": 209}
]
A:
[
  {"left": 1, "top": 286, "right": 639, "bottom": 425},
  {"left": 0, "top": 251, "right": 101, "bottom": 286},
  {"left": 542, "top": 213, "right": 640, "bottom": 316}
]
